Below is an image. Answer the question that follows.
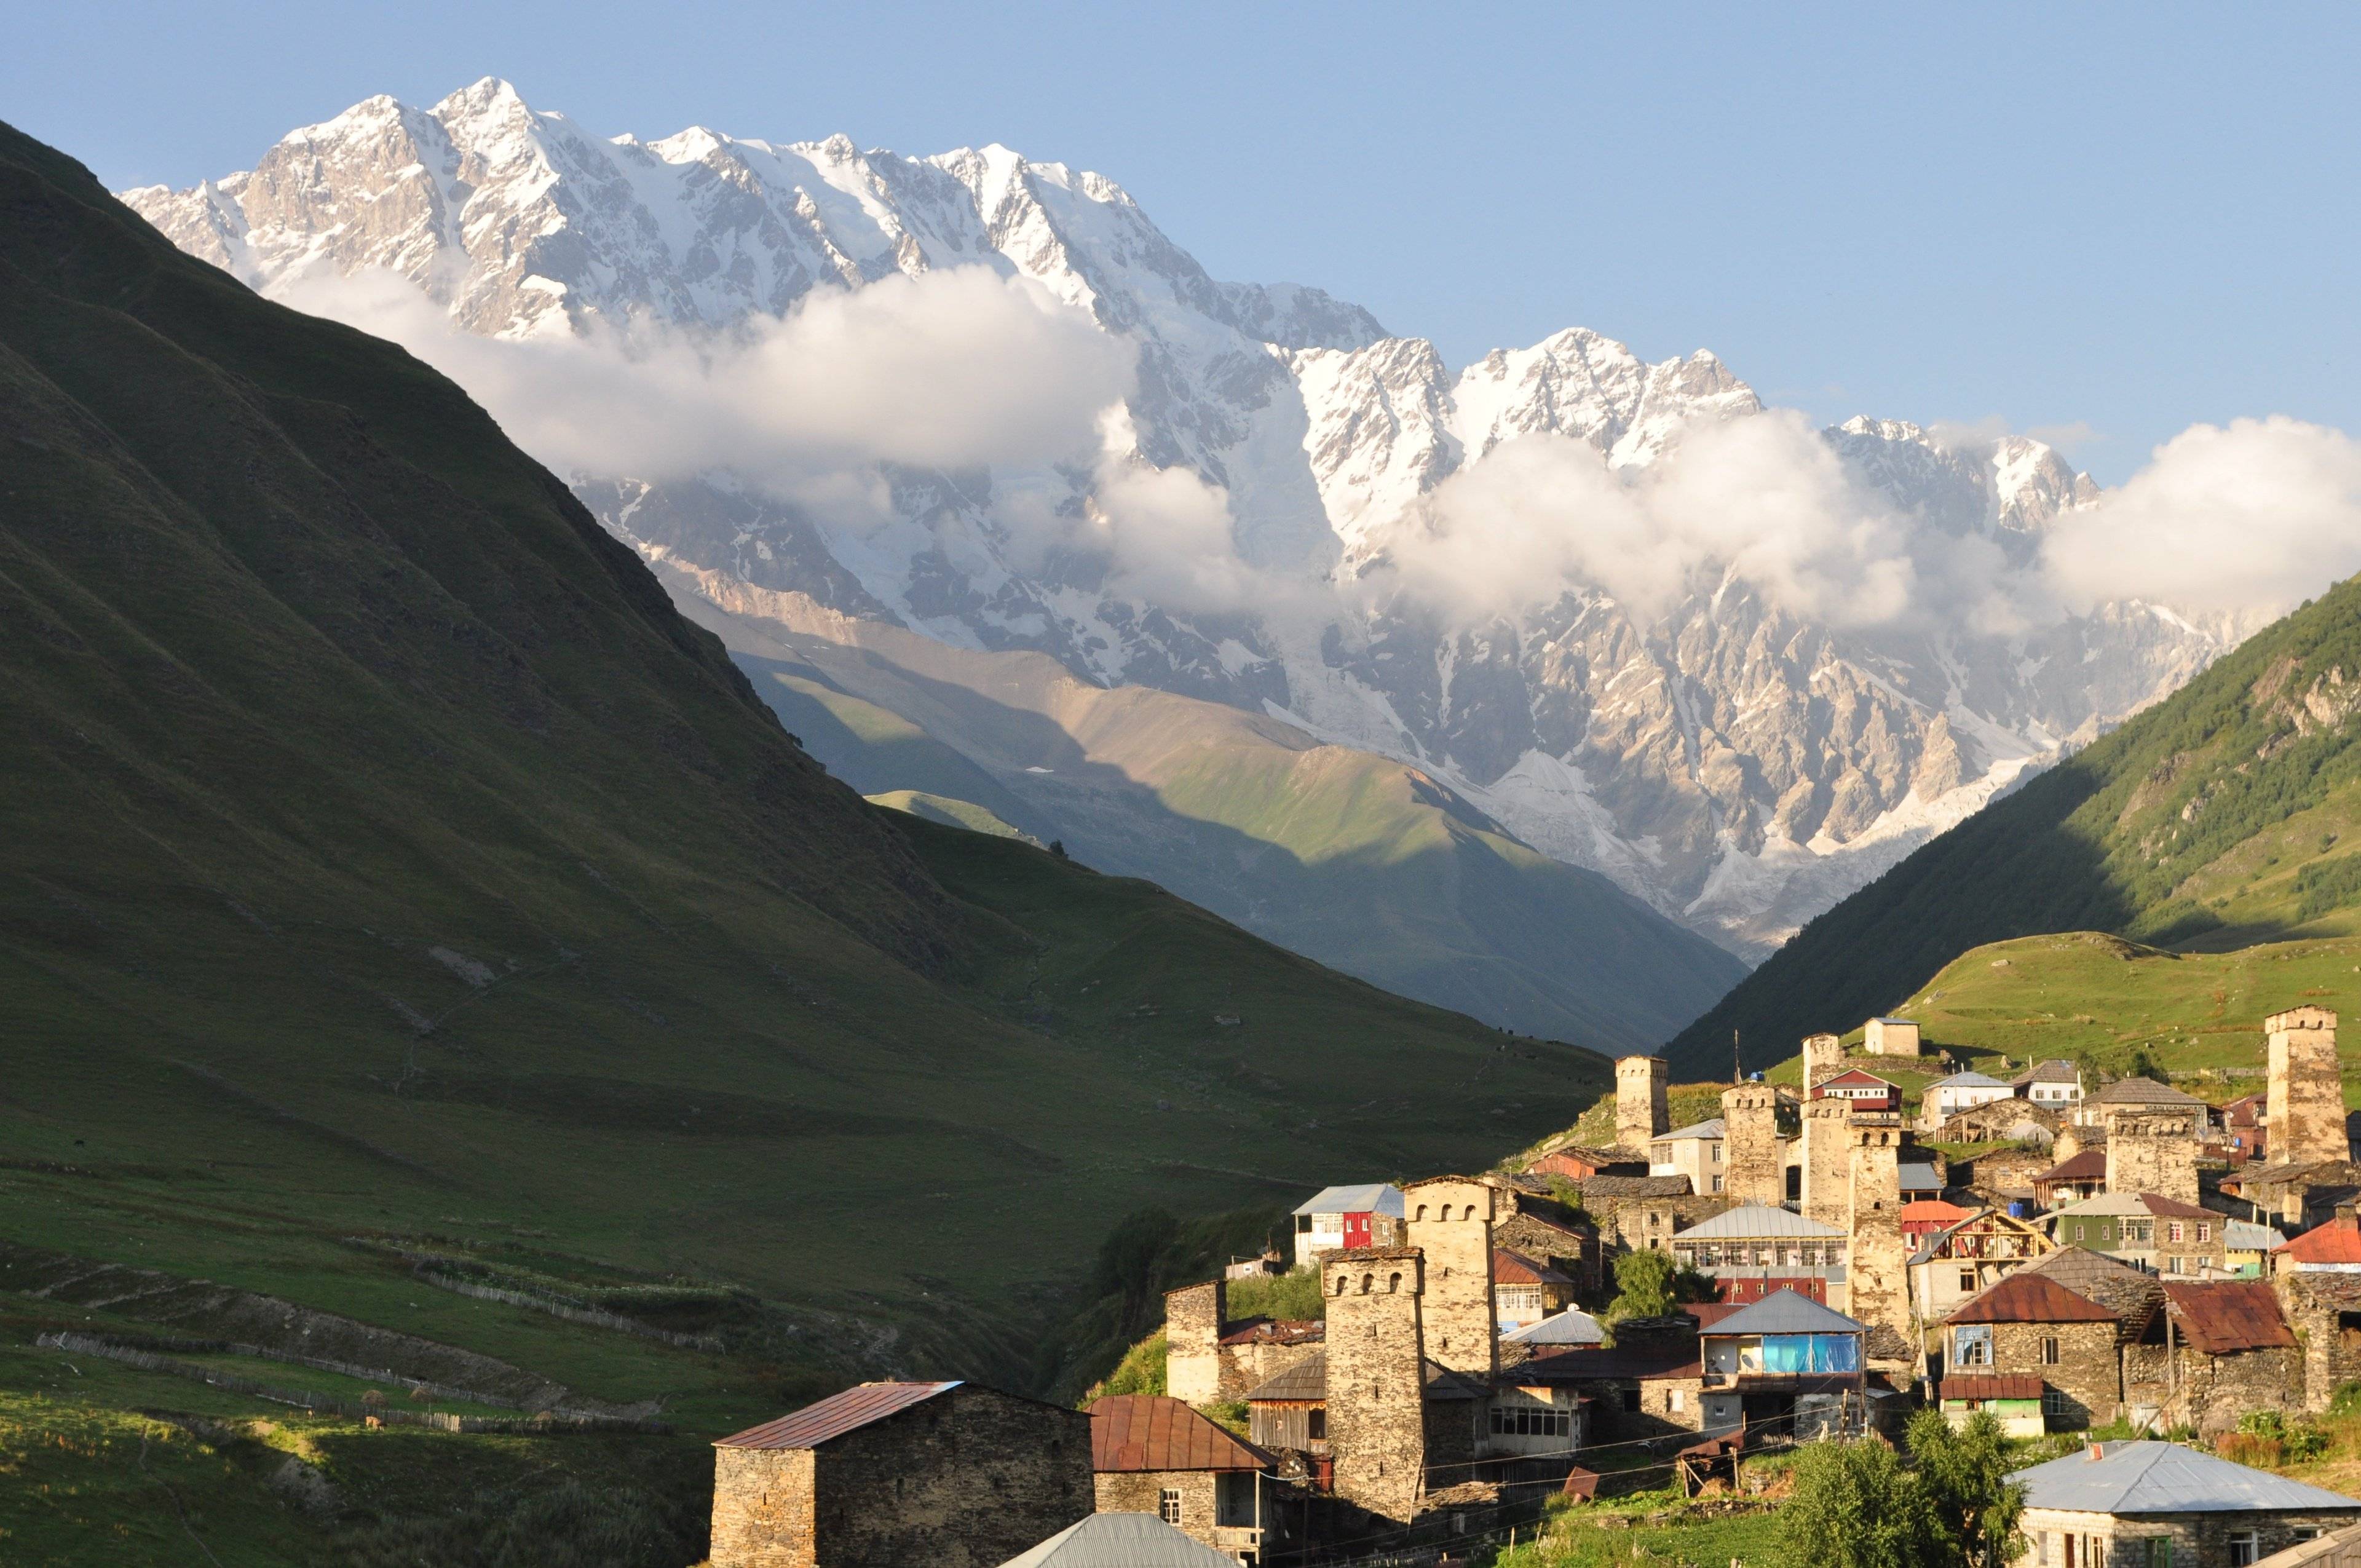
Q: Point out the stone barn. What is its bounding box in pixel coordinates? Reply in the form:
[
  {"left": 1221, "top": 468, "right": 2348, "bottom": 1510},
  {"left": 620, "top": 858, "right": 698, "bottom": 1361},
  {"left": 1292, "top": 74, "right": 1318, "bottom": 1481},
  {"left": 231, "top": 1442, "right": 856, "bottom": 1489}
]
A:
[
  {"left": 2154, "top": 1281, "right": 2303, "bottom": 1434},
  {"left": 1945, "top": 1273, "right": 2123, "bottom": 1430},
  {"left": 710, "top": 1380, "right": 1093, "bottom": 1568}
]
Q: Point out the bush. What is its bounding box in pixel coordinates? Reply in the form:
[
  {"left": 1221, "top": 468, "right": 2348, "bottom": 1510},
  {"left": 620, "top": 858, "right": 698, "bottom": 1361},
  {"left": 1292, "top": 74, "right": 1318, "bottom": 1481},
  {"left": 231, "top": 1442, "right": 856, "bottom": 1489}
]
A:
[
  {"left": 1607, "top": 1249, "right": 1676, "bottom": 1321},
  {"left": 1226, "top": 1267, "right": 1324, "bottom": 1322}
]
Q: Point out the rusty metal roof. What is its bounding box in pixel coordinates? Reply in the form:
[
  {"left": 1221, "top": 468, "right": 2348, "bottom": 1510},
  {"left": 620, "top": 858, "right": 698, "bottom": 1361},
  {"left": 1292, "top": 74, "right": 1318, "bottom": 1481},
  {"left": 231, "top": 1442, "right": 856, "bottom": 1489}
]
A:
[
  {"left": 1493, "top": 1247, "right": 1572, "bottom": 1286},
  {"left": 2279, "top": 1218, "right": 2361, "bottom": 1265},
  {"left": 1941, "top": 1374, "right": 2046, "bottom": 1401},
  {"left": 1088, "top": 1395, "right": 1270, "bottom": 1473},
  {"left": 2162, "top": 1281, "right": 2295, "bottom": 1355},
  {"left": 2025, "top": 1246, "right": 2166, "bottom": 1332},
  {"left": 1950, "top": 1272, "right": 2119, "bottom": 1325},
  {"left": 714, "top": 1380, "right": 961, "bottom": 1449},
  {"left": 1217, "top": 1318, "right": 1324, "bottom": 1348},
  {"left": 2037, "top": 1149, "right": 2108, "bottom": 1183}
]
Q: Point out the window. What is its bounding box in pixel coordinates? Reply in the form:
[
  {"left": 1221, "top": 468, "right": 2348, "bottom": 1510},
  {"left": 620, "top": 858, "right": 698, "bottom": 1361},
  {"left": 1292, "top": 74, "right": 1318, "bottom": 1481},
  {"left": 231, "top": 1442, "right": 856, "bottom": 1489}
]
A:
[
  {"left": 2140, "top": 1537, "right": 2172, "bottom": 1568},
  {"left": 2074, "top": 1223, "right": 2088, "bottom": 1241},
  {"left": 2229, "top": 1532, "right": 2261, "bottom": 1567},
  {"left": 1712, "top": 1144, "right": 1723, "bottom": 1162},
  {"left": 1712, "top": 1175, "right": 1725, "bottom": 1194},
  {"left": 1670, "top": 1389, "right": 1685, "bottom": 1412},
  {"left": 1956, "top": 1327, "right": 1993, "bottom": 1367},
  {"left": 1159, "top": 1488, "right": 1183, "bottom": 1525},
  {"left": 2043, "top": 1388, "right": 2071, "bottom": 1420},
  {"left": 1489, "top": 1404, "right": 1573, "bottom": 1438},
  {"left": 1622, "top": 1388, "right": 1641, "bottom": 1412},
  {"left": 2198, "top": 1224, "right": 2212, "bottom": 1243},
  {"left": 2168, "top": 1222, "right": 2185, "bottom": 1244},
  {"left": 2041, "top": 1336, "right": 2060, "bottom": 1366},
  {"left": 1307, "top": 1408, "right": 1325, "bottom": 1440},
  {"left": 2167, "top": 1256, "right": 2183, "bottom": 1274},
  {"left": 1960, "top": 1269, "right": 1977, "bottom": 1293}
]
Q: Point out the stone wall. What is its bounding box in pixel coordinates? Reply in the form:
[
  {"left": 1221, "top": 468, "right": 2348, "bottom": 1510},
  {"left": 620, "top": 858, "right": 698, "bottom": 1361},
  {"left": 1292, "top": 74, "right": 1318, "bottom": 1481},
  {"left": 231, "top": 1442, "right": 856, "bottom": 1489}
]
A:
[
  {"left": 2105, "top": 1110, "right": 2201, "bottom": 1205},
  {"left": 1402, "top": 1179, "right": 1497, "bottom": 1380},
  {"left": 1721, "top": 1085, "right": 1786, "bottom": 1207},
  {"left": 2278, "top": 1272, "right": 2361, "bottom": 1411},
  {"left": 1097, "top": 1470, "right": 1217, "bottom": 1545},
  {"left": 1985, "top": 1320, "right": 2120, "bottom": 1429},
  {"left": 2167, "top": 1344, "right": 2306, "bottom": 1435},
  {"left": 1322, "top": 1248, "right": 1428, "bottom": 1524},
  {"left": 1165, "top": 1281, "right": 1224, "bottom": 1405},
  {"left": 711, "top": 1387, "right": 1094, "bottom": 1568},
  {"left": 1846, "top": 1125, "right": 1910, "bottom": 1341},
  {"left": 2017, "top": 1507, "right": 2361, "bottom": 1568},
  {"left": 1589, "top": 1195, "right": 1734, "bottom": 1253},
  {"left": 1803, "top": 1033, "right": 1846, "bottom": 1090},
  {"left": 2271, "top": 1007, "right": 2351, "bottom": 1166},
  {"left": 1801, "top": 1099, "right": 1853, "bottom": 1228},
  {"left": 1219, "top": 1336, "right": 1323, "bottom": 1401},
  {"left": 1864, "top": 1018, "right": 1921, "bottom": 1056},
  {"left": 1618, "top": 1056, "right": 1669, "bottom": 1151}
]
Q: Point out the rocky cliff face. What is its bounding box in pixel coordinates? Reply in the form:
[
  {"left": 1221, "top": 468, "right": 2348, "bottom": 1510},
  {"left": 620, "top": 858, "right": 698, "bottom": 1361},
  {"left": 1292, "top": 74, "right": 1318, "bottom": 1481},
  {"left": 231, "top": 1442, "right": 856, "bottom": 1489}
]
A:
[{"left": 125, "top": 79, "right": 2236, "bottom": 957}]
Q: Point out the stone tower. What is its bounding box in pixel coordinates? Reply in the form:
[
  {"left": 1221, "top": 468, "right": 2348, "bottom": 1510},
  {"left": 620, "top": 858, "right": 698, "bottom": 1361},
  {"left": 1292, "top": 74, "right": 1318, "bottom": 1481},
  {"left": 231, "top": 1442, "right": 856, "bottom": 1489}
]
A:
[
  {"left": 1163, "top": 1279, "right": 1225, "bottom": 1405},
  {"left": 1801, "top": 1096, "right": 1854, "bottom": 1227},
  {"left": 1616, "top": 1055, "right": 1669, "bottom": 1152},
  {"left": 1803, "top": 1032, "right": 1846, "bottom": 1090},
  {"left": 2269, "top": 1007, "right": 2349, "bottom": 1166},
  {"left": 2105, "top": 1108, "right": 2201, "bottom": 1205},
  {"left": 1845, "top": 1122, "right": 1910, "bottom": 1342},
  {"left": 1401, "top": 1177, "right": 1497, "bottom": 1380},
  {"left": 1720, "top": 1083, "right": 1787, "bottom": 1205},
  {"left": 1321, "top": 1247, "right": 1428, "bottom": 1523}
]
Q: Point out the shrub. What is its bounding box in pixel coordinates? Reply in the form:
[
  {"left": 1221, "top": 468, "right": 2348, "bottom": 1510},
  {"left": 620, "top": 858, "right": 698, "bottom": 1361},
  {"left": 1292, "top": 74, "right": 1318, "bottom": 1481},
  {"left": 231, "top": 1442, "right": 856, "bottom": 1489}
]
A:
[{"left": 1226, "top": 1267, "right": 1324, "bottom": 1322}]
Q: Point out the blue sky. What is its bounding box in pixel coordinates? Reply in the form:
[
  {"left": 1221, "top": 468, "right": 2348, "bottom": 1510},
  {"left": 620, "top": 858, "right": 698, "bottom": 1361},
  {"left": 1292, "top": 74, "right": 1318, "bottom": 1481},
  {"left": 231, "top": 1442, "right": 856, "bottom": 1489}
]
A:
[{"left": 12, "top": 1, "right": 2357, "bottom": 481}]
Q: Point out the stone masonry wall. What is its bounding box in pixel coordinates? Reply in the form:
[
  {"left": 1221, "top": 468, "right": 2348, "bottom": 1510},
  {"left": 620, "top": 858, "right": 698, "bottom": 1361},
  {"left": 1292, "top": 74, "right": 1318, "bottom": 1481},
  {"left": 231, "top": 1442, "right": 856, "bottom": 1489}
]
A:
[
  {"left": 1846, "top": 1126, "right": 1909, "bottom": 1342},
  {"left": 1721, "top": 1085, "right": 1786, "bottom": 1206},
  {"left": 1803, "top": 1034, "right": 1846, "bottom": 1090},
  {"left": 2169, "top": 1344, "right": 2306, "bottom": 1435},
  {"left": 1097, "top": 1471, "right": 1217, "bottom": 1546},
  {"left": 2018, "top": 1507, "right": 2361, "bottom": 1568},
  {"left": 2105, "top": 1110, "right": 2201, "bottom": 1205},
  {"left": 711, "top": 1447, "right": 818, "bottom": 1568},
  {"left": 1988, "top": 1320, "right": 2119, "bottom": 1429},
  {"left": 1801, "top": 1099, "right": 1853, "bottom": 1229},
  {"left": 1165, "top": 1281, "right": 1224, "bottom": 1406},
  {"left": 1618, "top": 1056, "right": 1669, "bottom": 1152},
  {"left": 1403, "top": 1179, "right": 1497, "bottom": 1380},
  {"left": 2271, "top": 1007, "right": 2351, "bottom": 1166},
  {"left": 2279, "top": 1272, "right": 2361, "bottom": 1411},
  {"left": 1323, "top": 1248, "right": 1427, "bottom": 1524}
]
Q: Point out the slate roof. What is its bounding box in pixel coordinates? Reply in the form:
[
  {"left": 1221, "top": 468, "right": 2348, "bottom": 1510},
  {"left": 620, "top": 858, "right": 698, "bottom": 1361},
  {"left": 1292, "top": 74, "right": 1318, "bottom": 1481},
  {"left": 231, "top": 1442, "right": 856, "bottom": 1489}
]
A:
[
  {"left": 1517, "top": 1345, "right": 1704, "bottom": 1383},
  {"left": 1672, "top": 1203, "right": 1846, "bottom": 1240},
  {"left": 1090, "top": 1395, "right": 1270, "bottom": 1473},
  {"left": 2161, "top": 1281, "right": 2295, "bottom": 1355},
  {"left": 716, "top": 1380, "right": 961, "bottom": 1448},
  {"left": 1702, "top": 1289, "right": 1867, "bottom": 1337},
  {"left": 2278, "top": 1218, "right": 2361, "bottom": 1266},
  {"left": 1243, "top": 1351, "right": 1326, "bottom": 1403},
  {"left": 2014, "top": 1060, "right": 2082, "bottom": 1087},
  {"left": 1492, "top": 1248, "right": 1572, "bottom": 1287},
  {"left": 2241, "top": 1160, "right": 2361, "bottom": 1192},
  {"left": 1422, "top": 1360, "right": 1490, "bottom": 1401},
  {"left": 2008, "top": 1441, "right": 2361, "bottom": 1516},
  {"left": 1217, "top": 1318, "right": 1323, "bottom": 1348},
  {"left": 1579, "top": 1175, "right": 1696, "bottom": 1199},
  {"left": 998, "top": 1511, "right": 1241, "bottom": 1568},
  {"left": 1941, "top": 1374, "right": 2046, "bottom": 1401},
  {"left": 1502, "top": 1310, "right": 1606, "bottom": 1347},
  {"left": 2092, "top": 1078, "right": 2206, "bottom": 1109},
  {"left": 1292, "top": 1183, "right": 1404, "bottom": 1218},
  {"left": 2023, "top": 1246, "right": 2168, "bottom": 1329},
  {"left": 1951, "top": 1272, "right": 2119, "bottom": 1325}
]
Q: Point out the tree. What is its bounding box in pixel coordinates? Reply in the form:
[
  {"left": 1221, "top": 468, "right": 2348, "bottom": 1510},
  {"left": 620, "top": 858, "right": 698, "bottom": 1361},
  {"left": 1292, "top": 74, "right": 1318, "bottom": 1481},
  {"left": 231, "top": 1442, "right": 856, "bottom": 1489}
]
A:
[
  {"left": 1907, "top": 1408, "right": 2028, "bottom": 1568},
  {"left": 1781, "top": 1436, "right": 1942, "bottom": 1568},
  {"left": 1606, "top": 1248, "right": 1676, "bottom": 1320}
]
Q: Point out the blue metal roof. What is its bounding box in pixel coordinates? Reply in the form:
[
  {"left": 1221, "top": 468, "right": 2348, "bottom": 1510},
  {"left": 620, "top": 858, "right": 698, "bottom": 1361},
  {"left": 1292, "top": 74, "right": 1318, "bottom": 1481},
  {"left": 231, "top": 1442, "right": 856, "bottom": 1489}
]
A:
[
  {"left": 2008, "top": 1441, "right": 2361, "bottom": 1516},
  {"left": 1701, "top": 1288, "right": 1867, "bottom": 1338},
  {"left": 998, "top": 1512, "right": 1241, "bottom": 1567},
  {"left": 1291, "top": 1182, "right": 1405, "bottom": 1218}
]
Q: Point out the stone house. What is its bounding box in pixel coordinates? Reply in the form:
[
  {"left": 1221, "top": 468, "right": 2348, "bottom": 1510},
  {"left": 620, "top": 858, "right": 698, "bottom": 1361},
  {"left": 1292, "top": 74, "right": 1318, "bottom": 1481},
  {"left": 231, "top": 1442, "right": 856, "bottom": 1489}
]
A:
[
  {"left": 2150, "top": 1281, "right": 2303, "bottom": 1435},
  {"left": 1945, "top": 1272, "right": 2123, "bottom": 1430},
  {"left": 1909, "top": 1207, "right": 2056, "bottom": 1326},
  {"left": 1491, "top": 1248, "right": 1572, "bottom": 1330},
  {"left": 2233, "top": 1162, "right": 2361, "bottom": 1232},
  {"left": 1864, "top": 1016, "right": 1922, "bottom": 1056},
  {"left": 1927, "top": 1071, "right": 2017, "bottom": 1127},
  {"left": 1161, "top": 1280, "right": 1324, "bottom": 1405},
  {"left": 2251, "top": 1523, "right": 2361, "bottom": 1568},
  {"left": 1649, "top": 1117, "right": 1728, "bottom": 1195},
  {"left": 2078, "top": 1076, "right": 2212, "bottom": 1130},
  {"left": 1669, "top": 1202, "right": 1849, "bottom": 1307},
  {"left": 2007, "top": 1440, "right": 2361, "bottom": 1568},
  {"left": 1524, "top": 1145, "right": 1645, "bottom": 1182},
  {"left": 1492, "top": 1206, "right": 1601, "bottom": 1299},
  {"left": 2047, "top": 1192, "right": 2226, "bottom": 1277},
  {"left": 2014, "top": 1059, "right": 2086, "bottom": 1109},
  {"left": 1513, "top": 1335, "right": 1706, "bottom": 1442},
  {"left": 1574, "top": 1176, "right": 1731, "bottom": 1252},
  {"left": 1088, "top": 1393, "right": 1276, "bottom": 1561},
  {"left": 710, "top": 1380, "right": 1093, "bottom": 1568},
  {"left": 1942, "top": 1097, "right": 2062, "bottom": 1147},
  {"left": 1289, "top": 1184, "right": 1405, "bottom": 1268},
  {"left": 1959, "top": 1146, "right": 2062, "bottom": 1208}
]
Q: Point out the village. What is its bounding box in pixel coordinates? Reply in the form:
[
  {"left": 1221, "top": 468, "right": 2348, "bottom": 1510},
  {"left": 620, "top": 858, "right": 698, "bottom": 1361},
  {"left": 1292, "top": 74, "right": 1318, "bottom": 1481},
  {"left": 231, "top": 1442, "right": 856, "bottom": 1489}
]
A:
[{"left": 700, "top": 1006, "right": 2361, "bottom": 1568}]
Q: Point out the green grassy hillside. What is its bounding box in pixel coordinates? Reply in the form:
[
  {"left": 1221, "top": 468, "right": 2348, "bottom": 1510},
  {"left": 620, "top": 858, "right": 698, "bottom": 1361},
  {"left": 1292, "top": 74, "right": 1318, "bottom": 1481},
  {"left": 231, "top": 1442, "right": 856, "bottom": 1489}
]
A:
[
  {"left": 1670, "top": 575, "right": 2361, "bottom": 1074},
  {"left": 664, "top": 563, "right": 1748, "bottom": 1052},
  {"left": 867, "top": 789, "right": 1043, "bottom": 844}
]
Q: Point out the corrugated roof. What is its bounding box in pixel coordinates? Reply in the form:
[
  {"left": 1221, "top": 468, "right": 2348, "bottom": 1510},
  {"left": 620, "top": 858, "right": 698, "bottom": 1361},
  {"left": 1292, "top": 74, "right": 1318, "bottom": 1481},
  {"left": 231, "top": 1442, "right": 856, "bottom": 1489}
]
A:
[
  {"left": 1821, "top": 1069, "right": 1899, "bottom": 1090},
  {"left": 2279, "top": 1219, "right": 2361, "bottom": 1265},
  {"left": 1901, "top": 1200, "right": 1974, "bottom": 1226},
  {"left": 1090, "top": 1395, "right": 1270, "bottom": 1473},
  {"left": 1931, "top": 1072, "right": 2011, "bottom": 1090},
  {"left": 2162, "top": 1281, "right": 2295, "bottom": 1355},
  {"left": 1493, "top": 1247, "right": 1572, "bottom": 1287},
  {"left": 1503, "top": 1310, "right": 1606, "bottom": 1347},
  {"left": 1673, "top": 1203, "right": 1845, "bottom": 1241},
  {"left": 1291, "top": 1182, "right": 1404, "bottom": 1217},
  {"left": 1940, "top": 1374, "right": 2046, "bottom": 1401},
  {"left": 1951, "top": 1273, "right": 2119, "bottom": 1325},
  {"left": 2226, "top": 1219, "right": 2287, "bottom": 1252},
  {"left": 716, "top": 1380, "right": 960, "bottom": 1449},
  {"left": 1900, "top": 1163, "right": 1943, "bottom": 1192},
  {"left": 2009, "top": 1441, "right": 2361, "bottom": 1516},
  {"left": 997, "top": 1511, "right": 1241, "bottom": 1568},
  {"left": 1659, "top": 1117, "right": 1725, "bottom": 1142},
  {"left": 1244, "top": 1350, "right": 1325, "bottom": 1403},
  {"left": 1704, "top": 1289, "right": 1867, "bottom": 1337},
  {"left": 2038, "top": 1150, "right": 2108, "bottom": 1182}
]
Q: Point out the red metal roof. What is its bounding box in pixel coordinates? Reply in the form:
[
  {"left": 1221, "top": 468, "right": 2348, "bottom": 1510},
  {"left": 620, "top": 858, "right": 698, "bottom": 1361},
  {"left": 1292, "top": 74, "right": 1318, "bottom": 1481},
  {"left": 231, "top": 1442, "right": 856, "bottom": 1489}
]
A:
[
  {"left": 1217, "top": 1318, "right": 1324, "bottom": 1347},
  {"left": 2162, "top": 1281, "right": 2295, "bottom": 1355},
  {"left": 1900, "top": 1200, "right": 1973, "bottom": 1226},
  {"left": 1940, "top": 1375, "right": 2046, "bottom": 1401},
  {"left": 1950, "top": 1272, "right": 2119, "bottom": 1324},
  {"left": 2278, "top": 1218, "right": 2361, "bottom": 1265},
  {"left": 715, "top": 1380, "right": 960, "bottom": 1449},
  {"left": 1683, "top": 1302, "right": 1747, "bottom": 1329},
  {"left": 2037, "top": 1150, "right": 2108, "bottom": 1183},
  {"left": 2135, "top": 1192, "right": 2215, "bottom": 1220},
  {"left": 1088, "top": 1395, "right": 1271, "bottom": 1473},
  {"left": 1818, "top": 1069, "right": 1898, "bottom": 1090},
  {"left": 1493, "top": 1247, "right": 1572, "bottom": 1286}
]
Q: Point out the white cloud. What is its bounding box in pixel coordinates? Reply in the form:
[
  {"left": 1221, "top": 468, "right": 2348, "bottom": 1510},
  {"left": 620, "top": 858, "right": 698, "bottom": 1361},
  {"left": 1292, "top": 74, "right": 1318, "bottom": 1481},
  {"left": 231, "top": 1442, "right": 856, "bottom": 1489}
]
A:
[{"left": 2042, "top": 416, "right": 2361, "bottom": 617}]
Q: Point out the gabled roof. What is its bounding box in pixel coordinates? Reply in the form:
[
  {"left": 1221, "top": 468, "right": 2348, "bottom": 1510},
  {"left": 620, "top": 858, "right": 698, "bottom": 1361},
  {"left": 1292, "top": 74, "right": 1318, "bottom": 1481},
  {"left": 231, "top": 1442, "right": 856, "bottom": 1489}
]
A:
[
  {"left": 2049, "top": 1191, "right": 2215, "bottom": 1222},
  {"left": 1900, "top": 1163, "right": 1944, "bottom": 1192},
  {"left": 2022, "top": 1247, "right": 2166, "bottom": 1331},
  {"left": 2225, "top": 1219, "right": 2287, "bottom": 1252},
  {"left": 1244, "top": 1350, "right": 1325, "bottom": 1403},
  {"left": 1090, "top": 1395, "right": 1270, "bottom": 1473},
  {"left": 2093, "top": 1078, "right": 2205, "bottom": 1108},
  {"left": 1673, "top": 1203, "right": 1845, "bottom": 1241},
  {"left": 2038, "top": 1149, "right": 2108, "bottom": 1184},
  {"left": 1578, "top": 1175, "right": 1696, "bottom": 1199},
  {"left": 1658, "top": 1117, "right": 1725, "bottom": 1142},
  {"left": 1900, "top": 1200, "right": 1974, "bottom": 1227},
  {"left": 716, "top": 1380, "right": 961, "bottom": 1448},
  {"left": 1503, "top": 1310, "right": 1607, "bottom": 1347},
  {"left": 2161, "top": 1282, "right": 2295, "bottom": 1355},
  {"left": 1492, "top": 1248, "right": 1572, "bottom": 1287},
  {"left": 1941, "top": 1374, "right": 2046, "bottom": 1401},
  {"left": 2277, "top": 1218, "right": 2361, "bottom": 1265},
  {"left": 2014, "top": 1059, "right": 2081, "bottom": 1086},
  {"left": 1292, "top": 1182, "right": 1404, "bottom": 1217},
  {"left": 1930, "top": 1072, "right": 2011, "bottom": 1091},
  {"left": 1820, "top": 1069, "right": 1899, "bottom": 1090},
  {"left": 997, "top": 1511, "right": 1241, "bottom": 1568},
  {"left": 1422, "top": 1360, "right": 1490, "bottom": 1401},
  {"left": 1513, "top": 1342, "right": 1703, "bottom": 1383},
  {"left": 1703, "top": 1289, "right": 1867, "bottom": 1337},
  {"left": 1950, "top": 1272, "right": 2119, "bottom": 1325},
  {"left": 2008, "top": 1441, "right": 2361, "bottom": 1516},
  {"left": 1217, "top": 1318, "right": 1323, "bottom": 1348}
]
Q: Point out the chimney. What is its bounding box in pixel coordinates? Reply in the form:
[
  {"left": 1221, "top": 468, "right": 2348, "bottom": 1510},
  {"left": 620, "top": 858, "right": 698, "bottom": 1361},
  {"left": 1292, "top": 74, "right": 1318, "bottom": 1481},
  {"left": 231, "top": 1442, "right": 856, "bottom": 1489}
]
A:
[
  {"left": 2339, "top": 1202, "right": 2359, "bottom": 1227},
  {"left": 2088, "top": 1442, "right": 2105, "bottom": 1461}
]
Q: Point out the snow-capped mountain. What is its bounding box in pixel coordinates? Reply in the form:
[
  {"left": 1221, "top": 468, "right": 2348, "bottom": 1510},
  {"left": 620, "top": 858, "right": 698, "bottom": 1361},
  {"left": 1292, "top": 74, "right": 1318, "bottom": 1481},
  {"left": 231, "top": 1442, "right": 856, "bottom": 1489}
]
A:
[{"left": 124, "top": 79, "right": 2236, "bottom": 959}]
